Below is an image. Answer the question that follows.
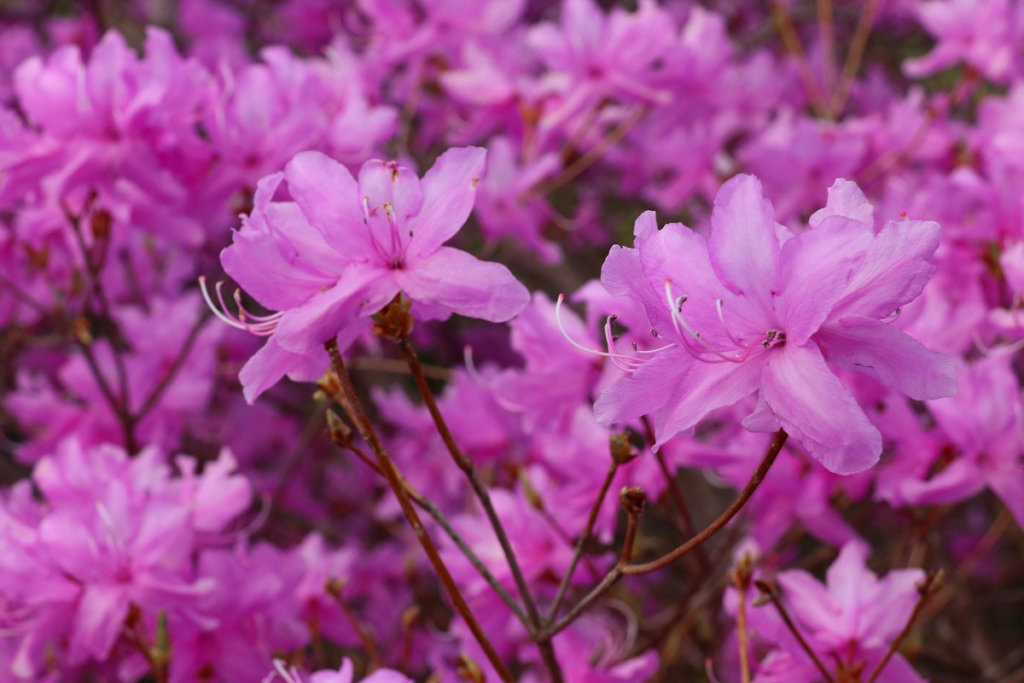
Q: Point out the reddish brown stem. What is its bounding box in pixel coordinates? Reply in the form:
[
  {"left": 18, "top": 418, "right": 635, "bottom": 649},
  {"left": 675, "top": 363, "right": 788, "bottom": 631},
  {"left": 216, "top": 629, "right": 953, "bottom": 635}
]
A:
[
  {"left": 540, "top": 431, "right": 787, "bottom": 640},
  {"left": 756, "top": 580, "right": 835, "bottom": 683},
  {"left": 399, "top": 340, "right": 563, "bottom": 683},
  {"left": 325, "top": 340, "right": 515, "bottom": 683},
  {"left": 865, "top": 571, "right": 943, "bottom": 683},
  {"left": 622, "top": 430, "right": 787, "bottom": 575},
  {"left": 548, "top": 460, "right": 619, "bottom": 620}
]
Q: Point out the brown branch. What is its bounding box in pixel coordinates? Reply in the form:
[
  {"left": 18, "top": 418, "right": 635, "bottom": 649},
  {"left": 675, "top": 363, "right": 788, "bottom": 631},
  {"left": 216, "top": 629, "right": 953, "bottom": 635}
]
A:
[
  {"left": 132, "top": 311, "right": 211, "bottom": 425},
  {"left": 755, "top": 580, "right": 836, "bottom": 683},
  {"left": 325, "top": 578, "right": 384, "bottom": 670},
  {"left": 621, "top": 430, "right": 788, "bottom": 575},
  {"left": 348, "top": 355, "right": 451, "bottom": 381},
  {"left": 399, "top": 339, "right": 563, "bottom": 683},
  {"left": 324, "top": 340, "right": 515, "bottom": 683},
  {"left": 771, "top": 2, "right": 828, "bottom": 118},
  {"left": 337, "top": 438, "right": 530, "bottom": 626},
  {"left": 829, "top": 0, "right": 882, "bottom": 116},
  {"left": 524, "top": 106, "right": 648, "bottom": 199},
  {"left": 547, "top": 460, "right": 619, "bottom": 620},
  {"left": 865, "top": 570, "right": 943, "bottom": 683},
  {"left": 540, "top": 431, "right": 787, "bottom": 641}
]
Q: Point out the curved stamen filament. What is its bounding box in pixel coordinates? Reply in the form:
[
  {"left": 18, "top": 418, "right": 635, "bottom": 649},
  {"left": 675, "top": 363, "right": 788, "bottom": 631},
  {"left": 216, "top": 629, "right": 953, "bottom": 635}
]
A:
[
  {"left": 554, "top": 294, "right": 653, "bottom": 371},
  {"left": 663, "top": 281, "right": 748, "bottom": 364},
  {"left": 233, "top": 289, "right": 284, "bottom": 322},
  {"left": 200, "top": 276, "right": 280, "bottom": 337},
  {"left": 715, "top": 299, "right": 753, "bottom": 350},
  {"left": 604, "top": 316, "right": 646, "bottom": 372}
]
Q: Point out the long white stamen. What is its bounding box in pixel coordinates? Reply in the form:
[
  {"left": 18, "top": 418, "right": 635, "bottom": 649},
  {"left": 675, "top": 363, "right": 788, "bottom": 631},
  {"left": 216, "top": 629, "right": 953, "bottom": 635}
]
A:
[
  {"left": 200, "top": 276, "right": 280, "bottom": 337},
  {"left": 715, "top": 299, "right": 752, "bottom": 350},
  {"left": 554, "top": 294, "right": 651, "bottom": 369},
  {"left": 604, "top": 316, "right": 645, "bottom": 372},
  {"left": 663, "top": 282, "right": 747, "bottom": 363},
  {"left": 200, "top": 276, "right": 249, "bottom": 330},
  {"left": 234, "top": 289, "right": 284, "bottom": 322}
]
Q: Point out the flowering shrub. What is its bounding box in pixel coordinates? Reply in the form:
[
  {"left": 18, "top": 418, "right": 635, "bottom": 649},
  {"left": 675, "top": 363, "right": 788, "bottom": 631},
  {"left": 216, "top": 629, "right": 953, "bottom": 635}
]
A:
[{"left": 0, "top": 1, "right": 1021, "bottom": 681}]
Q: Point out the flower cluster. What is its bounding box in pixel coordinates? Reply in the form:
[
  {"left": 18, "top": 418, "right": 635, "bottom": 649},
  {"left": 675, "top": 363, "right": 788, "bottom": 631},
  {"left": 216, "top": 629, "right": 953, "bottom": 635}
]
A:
[{"left": 0, "top": 0, "right": 1021, "bottom": 681}]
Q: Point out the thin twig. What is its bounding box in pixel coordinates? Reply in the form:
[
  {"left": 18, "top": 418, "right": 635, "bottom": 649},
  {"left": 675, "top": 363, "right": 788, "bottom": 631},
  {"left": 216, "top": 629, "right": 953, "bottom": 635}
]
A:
[
  {"left": 326, "top": 578, "right": 384, "bottom": 670},
  {"left": 771, "top": 2, "right": 828, "bottom": 117},
  {"left": 540, "top": 431, "right": 788, "bottom": 641},
  {"left": 399, "top": 339, "right": 563, "bottom": 683},
  {"left": 324, "top": 340, "right": 515, "bottom": 683},
  {"left": 829, "top": 0, "right": 881, "bottom": 116},
  {"left": 737, "top": 582, "right": 752, "bottom": 683},
  {"left": 349, "top": 355, "right": 451, "bottom": 381},
  {"left": 755, "top": 580, "right": 836, "bottom": 683},
  {"left": 622, "top": 430, "right": 788, "bottom": 575},
  {"left": 641, "top": 415, "right": 707, "bottom": 570},
  {"left": 132, "top": 312, "right": 211, "bottom": 424},
  {"left": 817, "top": 0, "right": 837, "bottom": 97},
  {"left": 548, "top": 460, "right": 619, "bottom": 620},
  {"left": 865, "top": 571, "right": 943, "bottom": 683},
  {"left": 339, "top": 439, "right": 530, "bottom": 626},
  {"left": 524, "top": 106, "right": 648, "bottom": 199}
]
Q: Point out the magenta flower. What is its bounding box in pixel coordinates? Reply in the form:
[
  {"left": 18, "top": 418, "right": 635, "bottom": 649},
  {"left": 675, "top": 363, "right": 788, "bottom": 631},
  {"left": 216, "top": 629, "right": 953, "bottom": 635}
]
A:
[
  {"left": 213, "top": 146, "right": 530, "bottom": 402},
  {"left": 736, "top": 542, "right": 927, "bottom": 683},
  {"left": 265, "top": 657, "right": 412, "bottom": 683},
  {"left": 594, "top": 176, "right": 956, "bottom": 474}
]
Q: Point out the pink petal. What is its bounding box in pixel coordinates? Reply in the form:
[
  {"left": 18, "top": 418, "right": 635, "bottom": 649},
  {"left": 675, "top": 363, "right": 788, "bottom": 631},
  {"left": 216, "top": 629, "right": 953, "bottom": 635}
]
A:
[
  {"left": 357, "top": 158, "right": 424, "bottom": 221},
  {"left": 815, "top": 316, "right": 957, "bottom": 400},
  {"left": 239, "top": 337, "right": 308, "bottom": 404},
  {"left": 73, "top": 584, "right": 131, "bottom": 661},
  {"left": 283, "top": 151, "right": 366, "bottom": 255},
  {"left": 899, "top": 458, "right": 986, "bottom": 507},
  {"left": 593, "top": 348, "right": 689, "bottom": 428},
  {"left": 808, "top": 179, "right": 874, "bottom": 229},
  {"left": 273, "top": 262, "right": 396, "bottom": 354},
  {"left": 407, "top": 146, "right": 487, "bottom": 258},
  {"left": 652, "top": 354, "right": 766, "bottom": 449},
  {"left": 830, "top": 219, "right": 941, "bottom": 320},
  {"left": 761, "top": 342, "right": 882, "bottom": 474},
  {"left": 776, "top": 570, "right": 839, "bottom": 635},
  {"left": 397, "top": 247, "right": 528, "bottom": 323},
  {"left": 708, "top": 174, "right": 781, "bottom": 317},
  {"left": 775, "top": 216, "right": 873, "bottom": 345},
  {"left": 986, "top": 465, "right": 1024, "bottom": 529}
]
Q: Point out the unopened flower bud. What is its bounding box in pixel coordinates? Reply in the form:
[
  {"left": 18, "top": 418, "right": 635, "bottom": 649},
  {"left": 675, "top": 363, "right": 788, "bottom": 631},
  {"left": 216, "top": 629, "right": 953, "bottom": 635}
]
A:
[
  {"left": 151, "top": 610, "right": 170, "bottom": 669},
  {"left": 609, "top": 432, "right": 637, "bottom": 465},
  {"left": 731, "top": 551, "right": 755, "bottom": 591},
  {"left": 519, "top": 470, "right": 545, "bottom": 510},
  {"left": 401, "top": 605, "right": 421, "bottom": 630},
  {"left": 90, "top": 209, "right": 112, "bottom": 241},
  {"left": 72, "top": 315, "right": 93, "bottom": 345},
  {"left": 620, "top": 485, "right": 646, "bottom": 515},
  {"left": 326, "top": 410, "right": 353, "bottom": 449},
  {"left": 316, "top": 370, "right": 342, "bottom": 402},
  {"left": 372, "top": 294, "right": 414, "bottom": 341},
  {"left": 457, "top": 653, "right": 485, "bottom": 682}
]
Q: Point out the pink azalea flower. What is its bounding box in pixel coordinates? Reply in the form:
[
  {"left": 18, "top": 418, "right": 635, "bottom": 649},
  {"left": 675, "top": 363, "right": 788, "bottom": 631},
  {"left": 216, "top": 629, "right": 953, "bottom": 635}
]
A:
[
  {"left": 214, "top": 146, "right": 530, "bottom": 402},
  {"left": 738, "top": 542, "right": 927, "bottom": 683},
  {"left": 594, "top": 176, "right": 956, "bottom": 474},
  {"left": 527, "top": 0, "right": 675, "bottom": 131},
  {"left": 904, "top": 0, "right": 1022, "bottom": 83},
  {"left": 898, "top": 356, "right": 1024, "bottom": 528},
  {"left": 265, "top": 656, "right": 412, "bottom": 683}
]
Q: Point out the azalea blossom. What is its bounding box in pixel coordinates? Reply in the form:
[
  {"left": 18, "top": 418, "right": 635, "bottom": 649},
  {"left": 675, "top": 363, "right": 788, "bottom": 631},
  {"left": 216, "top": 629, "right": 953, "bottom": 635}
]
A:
[
  {"left": 212, "top": 146, "right": 530, "bottom": 401},
  {"left": 593, "top": 176, "right": 956, "bottom": 473}
]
